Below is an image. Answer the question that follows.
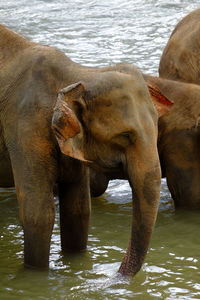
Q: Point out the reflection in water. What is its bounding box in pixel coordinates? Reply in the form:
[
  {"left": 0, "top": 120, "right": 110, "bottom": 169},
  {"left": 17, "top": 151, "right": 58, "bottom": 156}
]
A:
[
  {"left": 0, "top": 0, "right": 200, "bottom": 299},
  {"left": 1, "top": 181, "right": 200, "bottom": 299}
]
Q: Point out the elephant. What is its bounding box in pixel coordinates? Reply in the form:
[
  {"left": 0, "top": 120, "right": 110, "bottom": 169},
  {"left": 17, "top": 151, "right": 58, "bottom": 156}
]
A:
[
  {"left": 144, "top": 75, "right": 200, "bottom": 209},
  {"left": 90, "top": 70, "right": 200, "bottom": 210},
  {"left": 0, "top": 24, "right": 162, "bottom": 276},
  {"left": 155, "top": 8, "right": 200, "bottom": 208},
  {"left": 159, "top": 8, "right": 200, "bottom": 84}
]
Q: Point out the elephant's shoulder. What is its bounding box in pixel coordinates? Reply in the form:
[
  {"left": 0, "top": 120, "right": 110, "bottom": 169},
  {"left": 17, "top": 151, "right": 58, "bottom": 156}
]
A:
[
  {"left": 27, "top": 44, "right": 72, "bottom": 86},
  {"left": 28, "top": 44, "right": 66, "bottom": 71},
  {"left": 160, "top": 99, "right": 200, "bottom": 132}
]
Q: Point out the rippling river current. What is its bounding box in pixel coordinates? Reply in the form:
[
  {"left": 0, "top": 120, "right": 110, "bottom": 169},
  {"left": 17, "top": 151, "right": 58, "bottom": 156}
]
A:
[{"left": 1, "top": 1, "right": 200, "bottom": 299}]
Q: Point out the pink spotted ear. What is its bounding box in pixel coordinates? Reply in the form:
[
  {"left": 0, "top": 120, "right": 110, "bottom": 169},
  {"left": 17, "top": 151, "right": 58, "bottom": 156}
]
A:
[
  {"left": 146, "top": 80, "right": 174, "bottom": 116},
  {"left": 52, "top": 82, "right": 89, "bottom": 162},
  {"left": 52, "top": 96, "right": 81, "bottom": 140}
]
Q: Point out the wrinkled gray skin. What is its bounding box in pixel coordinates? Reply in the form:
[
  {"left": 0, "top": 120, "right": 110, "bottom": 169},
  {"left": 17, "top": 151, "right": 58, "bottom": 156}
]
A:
[{"left": 0, "top": 25, "right": 161, "bottom": 276}]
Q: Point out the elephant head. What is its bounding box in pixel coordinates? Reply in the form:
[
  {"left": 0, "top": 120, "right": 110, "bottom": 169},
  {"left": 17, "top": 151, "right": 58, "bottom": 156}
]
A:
[
  {"left": 52, "top": 68, "right": 167, "bottom": 276},
  {"left": 144, "top": 74, "right": 200, "bottom": 209}
]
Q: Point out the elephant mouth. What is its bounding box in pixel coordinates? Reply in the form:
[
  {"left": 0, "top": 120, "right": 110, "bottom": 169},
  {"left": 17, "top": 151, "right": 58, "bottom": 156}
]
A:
[{"left": 90, "top": 159, "right": 127, "bottom": 178}]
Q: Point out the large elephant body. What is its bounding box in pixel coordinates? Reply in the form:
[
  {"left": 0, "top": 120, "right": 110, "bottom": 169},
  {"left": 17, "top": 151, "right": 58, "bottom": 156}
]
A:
[
  {"left": 159, "top": 8, "right": 200, "bottom": 84},
  {"left": 0, "top": 25, "right": 161, "bottom": 276},
  {"left": 157, "top": 8, "right": 200, "bottom": 208}
]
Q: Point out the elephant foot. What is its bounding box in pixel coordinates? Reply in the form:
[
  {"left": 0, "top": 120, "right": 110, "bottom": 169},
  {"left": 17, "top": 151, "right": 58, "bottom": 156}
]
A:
[{"left": 60, "top": 213, "right": 90, "bottom": 253}]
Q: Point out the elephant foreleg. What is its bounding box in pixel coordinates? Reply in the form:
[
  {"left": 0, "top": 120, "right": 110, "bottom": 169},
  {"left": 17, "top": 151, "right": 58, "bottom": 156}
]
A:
[
  {"left": 9, "top": 147, "right": 56, "bottom": 269},
  {"left": 58, "top": 165, "right": 91, "bottom": 252},
  {"left": 22, "top": 191, "right": 55, "bottom": 269}
]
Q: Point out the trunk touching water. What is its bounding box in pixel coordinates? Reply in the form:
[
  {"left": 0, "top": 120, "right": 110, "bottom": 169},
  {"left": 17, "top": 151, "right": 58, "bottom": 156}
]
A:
[{"left": 119, "top": 138, "right": 161, "bottom": 275}]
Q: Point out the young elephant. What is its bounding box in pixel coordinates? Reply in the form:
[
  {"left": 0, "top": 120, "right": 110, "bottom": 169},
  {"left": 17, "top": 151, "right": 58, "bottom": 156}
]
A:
[
  {"left": 0, "top": 25, "right": 161, "bottom": 276},
  {"left": 90, "top": 72, "right": 200, "bottom": 210},
  {"left": 159, "top": 8, "right": 200, "bottom": 84},
  {"left": 145, "top": 75, "right": 200, "bottom": 209},
  {"left": 52, "top": 73, "right": 162, "bottom": 276}
]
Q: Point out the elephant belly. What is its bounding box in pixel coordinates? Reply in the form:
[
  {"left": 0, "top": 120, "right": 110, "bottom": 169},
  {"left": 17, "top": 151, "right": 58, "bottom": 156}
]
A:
[{"left": 0, "top": 146, "right": 14, "bottom": 188}]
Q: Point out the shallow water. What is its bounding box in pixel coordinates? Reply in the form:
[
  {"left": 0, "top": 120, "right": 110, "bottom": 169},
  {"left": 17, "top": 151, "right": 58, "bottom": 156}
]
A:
[{"left": 0, "top": 1, "right": 200, "bottom": 299}]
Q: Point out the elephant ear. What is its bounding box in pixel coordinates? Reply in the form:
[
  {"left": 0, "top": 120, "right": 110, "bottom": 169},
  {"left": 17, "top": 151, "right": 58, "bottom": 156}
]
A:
[
  {"left": 144, "top": 75, "right": 174, "bottom": 116},
  {"left": 52, "top": 82, "right": 89, "bottom": 162}
]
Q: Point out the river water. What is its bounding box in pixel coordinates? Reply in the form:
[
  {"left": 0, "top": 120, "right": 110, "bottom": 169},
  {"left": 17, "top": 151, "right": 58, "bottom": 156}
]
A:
[{"left": 0, "top": 1, "right": 200, "bottom": 299}]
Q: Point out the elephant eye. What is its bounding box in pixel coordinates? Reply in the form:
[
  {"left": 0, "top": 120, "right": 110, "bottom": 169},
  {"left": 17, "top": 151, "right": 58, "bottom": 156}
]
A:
[
  {"left": 121, "top": 132, "right": 131, "bottom": 138},
  {"left": 121, "top": 132, "right": 134, "bottom": 144},
  {"left": 112, "top": 131, "right": 134, "bottom": 148}
]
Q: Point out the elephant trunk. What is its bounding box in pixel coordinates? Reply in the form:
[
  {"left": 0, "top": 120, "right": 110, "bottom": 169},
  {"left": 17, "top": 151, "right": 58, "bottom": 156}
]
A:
[{"left": 119, "top": 138, "right": 161, "bottom": 276}]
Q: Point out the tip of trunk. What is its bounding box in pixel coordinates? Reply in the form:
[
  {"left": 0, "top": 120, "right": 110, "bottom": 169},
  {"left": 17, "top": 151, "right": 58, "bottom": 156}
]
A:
[{"left": 118, "top": 253, "right": 142, "bottom": 276}]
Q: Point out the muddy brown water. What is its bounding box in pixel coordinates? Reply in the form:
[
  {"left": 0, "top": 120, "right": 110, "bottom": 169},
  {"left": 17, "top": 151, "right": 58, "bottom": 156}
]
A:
[{"left": 0, "top": 1, "right": 200, "bottom": 299}]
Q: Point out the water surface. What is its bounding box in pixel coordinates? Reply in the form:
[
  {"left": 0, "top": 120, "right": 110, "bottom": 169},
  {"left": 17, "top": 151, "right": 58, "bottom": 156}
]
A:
[{"left": 0, "top": 1, "right": 200, "bottom": 299}]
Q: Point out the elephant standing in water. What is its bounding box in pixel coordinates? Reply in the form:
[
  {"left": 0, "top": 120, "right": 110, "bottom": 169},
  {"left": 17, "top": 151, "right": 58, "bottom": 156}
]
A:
[
  {"left": 90, "top": 64, "right": 200, "bottom": 209},
  {"left": 144, "top": 75, "right": 200, "bottom": 209},
  {"left": 159, "top": 8, "right": 200, "bottom": 84},
  {"left": 91, "top": 9, "right": 200, "bottom": 210},
  {"left": 0, "top": 25, "right": 162, "bottom": 276},
  {"left": 157, "top": 8, "right": 200, "bottom": 208}
]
